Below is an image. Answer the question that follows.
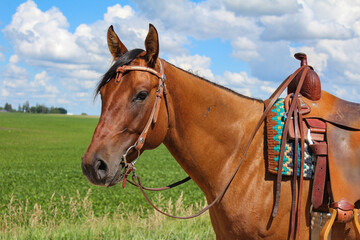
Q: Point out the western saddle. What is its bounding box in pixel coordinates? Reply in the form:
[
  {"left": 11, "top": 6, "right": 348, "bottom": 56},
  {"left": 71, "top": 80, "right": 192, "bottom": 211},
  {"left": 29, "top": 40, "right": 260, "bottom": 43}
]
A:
[{"left": 271, "top": 53, "right": 360, "bottom": 239}]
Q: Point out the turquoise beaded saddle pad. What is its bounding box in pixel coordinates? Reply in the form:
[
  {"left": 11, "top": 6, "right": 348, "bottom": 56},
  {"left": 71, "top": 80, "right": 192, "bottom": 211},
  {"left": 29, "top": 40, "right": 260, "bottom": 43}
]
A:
[{"left": 265, "top": 99, "right": 314, "bottom": 179}]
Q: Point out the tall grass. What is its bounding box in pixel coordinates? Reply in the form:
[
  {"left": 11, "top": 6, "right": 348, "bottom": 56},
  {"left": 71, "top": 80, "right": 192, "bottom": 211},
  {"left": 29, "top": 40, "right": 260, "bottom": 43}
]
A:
[{"left": 1, "top": 190, "right": 214, "bottom": 240}]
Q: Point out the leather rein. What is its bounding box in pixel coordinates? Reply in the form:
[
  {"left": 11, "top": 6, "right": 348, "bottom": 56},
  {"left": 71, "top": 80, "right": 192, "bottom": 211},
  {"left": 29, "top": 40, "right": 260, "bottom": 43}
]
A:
[{"left": 114, "top": 58, "right": 310, "bottom": 219}]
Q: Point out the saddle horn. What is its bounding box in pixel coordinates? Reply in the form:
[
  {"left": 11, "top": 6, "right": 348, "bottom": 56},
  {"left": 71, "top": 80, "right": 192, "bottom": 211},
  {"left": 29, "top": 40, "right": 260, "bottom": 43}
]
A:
[
  {"left": 288, "top": 53, "right": 322, "bottom": 101},
  {"left": 294, "top": 52, "right": 308, "bottom": 66}
]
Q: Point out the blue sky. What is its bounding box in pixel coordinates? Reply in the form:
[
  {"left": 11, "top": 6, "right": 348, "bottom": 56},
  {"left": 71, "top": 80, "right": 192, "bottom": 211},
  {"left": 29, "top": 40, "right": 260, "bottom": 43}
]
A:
[{"left": 1, "top": 0, "right": 359, "bottom": 115}]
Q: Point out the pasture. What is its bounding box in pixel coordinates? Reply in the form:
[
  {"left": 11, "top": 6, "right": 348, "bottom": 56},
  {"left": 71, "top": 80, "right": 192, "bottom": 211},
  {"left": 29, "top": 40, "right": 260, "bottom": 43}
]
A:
[{"left": 0, "top": 113, "right": 214, "bottom": 239}]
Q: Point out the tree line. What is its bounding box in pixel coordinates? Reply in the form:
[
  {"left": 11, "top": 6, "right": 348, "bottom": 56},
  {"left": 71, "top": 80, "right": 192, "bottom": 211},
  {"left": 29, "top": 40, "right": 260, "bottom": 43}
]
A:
[{"left": 1, "top": 101, "right": 67, "bottom": 114}]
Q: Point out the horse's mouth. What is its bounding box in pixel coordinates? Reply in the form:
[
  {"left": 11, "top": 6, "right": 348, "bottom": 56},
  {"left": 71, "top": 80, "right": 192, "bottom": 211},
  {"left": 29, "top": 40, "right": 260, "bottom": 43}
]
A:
[
  {"left": 105, "top": 150, "right": 139, "bottom": 187},
  {"left": 105, "top": 176, "right": 121, "bottom": 187},
  {"left": 104, "top": 160, "right": 125, "bottom": 187}
]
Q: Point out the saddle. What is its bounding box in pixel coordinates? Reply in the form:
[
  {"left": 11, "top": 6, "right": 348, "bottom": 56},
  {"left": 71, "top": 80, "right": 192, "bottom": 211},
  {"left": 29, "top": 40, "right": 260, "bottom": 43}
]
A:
[{"left": 270, "top": 53, "right": 360, "bottom": 239}]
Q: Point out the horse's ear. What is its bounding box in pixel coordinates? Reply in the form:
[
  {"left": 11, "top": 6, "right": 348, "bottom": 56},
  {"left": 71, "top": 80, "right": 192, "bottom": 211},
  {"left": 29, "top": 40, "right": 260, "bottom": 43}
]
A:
[
  {"left": 144, "top": 24, "right": 159, "bottom": 67},
  {"left": 107, "top": 25, "right": 128, "bottom": 60}
]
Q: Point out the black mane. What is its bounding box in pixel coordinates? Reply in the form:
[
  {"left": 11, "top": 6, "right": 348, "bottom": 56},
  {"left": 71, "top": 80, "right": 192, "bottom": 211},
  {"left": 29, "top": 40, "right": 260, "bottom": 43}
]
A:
[{"left": 95, "top": 48, "right": 144, "bottom": 96}]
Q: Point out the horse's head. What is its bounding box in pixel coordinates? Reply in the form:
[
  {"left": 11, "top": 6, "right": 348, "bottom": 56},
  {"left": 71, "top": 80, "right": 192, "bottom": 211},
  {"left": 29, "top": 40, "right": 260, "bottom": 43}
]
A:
[{"left": 81, "top": 24, "right": 169, "bottom": 186}]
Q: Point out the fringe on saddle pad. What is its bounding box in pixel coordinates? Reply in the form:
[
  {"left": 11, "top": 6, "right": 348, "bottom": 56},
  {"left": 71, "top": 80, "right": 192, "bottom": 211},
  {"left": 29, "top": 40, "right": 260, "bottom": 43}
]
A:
[{"left": 265, "top": 99, "right": 314, "bottom": 179}]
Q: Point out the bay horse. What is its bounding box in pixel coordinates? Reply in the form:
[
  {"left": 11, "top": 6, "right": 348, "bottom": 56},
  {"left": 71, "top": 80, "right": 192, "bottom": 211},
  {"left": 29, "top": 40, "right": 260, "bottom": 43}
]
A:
[{"left": 81, "top": 24, "right": 359, "bottom": 239}]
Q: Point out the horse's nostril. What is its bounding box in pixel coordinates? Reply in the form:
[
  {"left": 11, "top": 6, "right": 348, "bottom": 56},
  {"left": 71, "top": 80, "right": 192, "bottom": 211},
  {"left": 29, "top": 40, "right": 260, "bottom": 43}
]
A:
[{"left": 95, "top": 159, "right": 108, "bottom": 180}]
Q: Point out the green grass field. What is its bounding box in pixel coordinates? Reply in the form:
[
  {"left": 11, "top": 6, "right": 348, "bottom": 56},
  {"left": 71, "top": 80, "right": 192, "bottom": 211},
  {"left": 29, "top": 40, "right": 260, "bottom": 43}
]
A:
[{"left": 0, "top": 113, "right": 214, "bottom": 239}]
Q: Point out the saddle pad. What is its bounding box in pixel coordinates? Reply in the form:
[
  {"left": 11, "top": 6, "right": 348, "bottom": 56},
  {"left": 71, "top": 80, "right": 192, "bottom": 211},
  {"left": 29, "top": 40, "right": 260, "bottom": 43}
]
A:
[{"left": 265, "top": 99, "right": 314, "bottom": 178}]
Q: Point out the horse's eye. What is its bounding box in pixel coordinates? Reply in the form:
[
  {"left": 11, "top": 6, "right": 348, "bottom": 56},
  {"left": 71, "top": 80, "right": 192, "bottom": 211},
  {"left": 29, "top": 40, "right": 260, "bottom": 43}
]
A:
[{"left": 134, "top": 91, "right": 148, "bottom": 101}]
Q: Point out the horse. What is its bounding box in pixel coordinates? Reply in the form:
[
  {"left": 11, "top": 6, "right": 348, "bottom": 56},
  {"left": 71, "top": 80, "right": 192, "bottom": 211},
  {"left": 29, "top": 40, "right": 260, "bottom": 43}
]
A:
[{"left": 81, "top": 24, "right": 359, "bottom": 239}]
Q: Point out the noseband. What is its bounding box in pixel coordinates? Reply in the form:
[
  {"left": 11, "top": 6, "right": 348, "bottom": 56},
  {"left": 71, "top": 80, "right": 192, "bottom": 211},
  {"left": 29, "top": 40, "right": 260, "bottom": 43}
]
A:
[{"left": 115, "top": 59, "right": 169, "bottom": 187}]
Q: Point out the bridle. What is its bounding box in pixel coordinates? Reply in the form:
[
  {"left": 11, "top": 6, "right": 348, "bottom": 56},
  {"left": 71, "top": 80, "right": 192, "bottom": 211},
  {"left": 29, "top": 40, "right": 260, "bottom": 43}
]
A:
[
  {"left": 111, "top": 58, "right": 196, "bottom": 218},
  {"left": 114, "top": 58, "right": 171, "bottom": 188}
]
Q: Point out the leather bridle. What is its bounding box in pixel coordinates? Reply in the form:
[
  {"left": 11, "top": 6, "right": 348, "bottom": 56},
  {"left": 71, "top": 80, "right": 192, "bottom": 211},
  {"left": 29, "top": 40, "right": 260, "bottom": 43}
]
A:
[{"left": 114, "top": 59, "right": 171, "bottom": 188}]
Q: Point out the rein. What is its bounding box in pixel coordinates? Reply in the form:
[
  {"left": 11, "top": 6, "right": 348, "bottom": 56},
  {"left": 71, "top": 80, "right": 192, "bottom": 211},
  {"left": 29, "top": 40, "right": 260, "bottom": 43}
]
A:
[{"left": 115, "top": 58, "right": 310, "bottom": 219}]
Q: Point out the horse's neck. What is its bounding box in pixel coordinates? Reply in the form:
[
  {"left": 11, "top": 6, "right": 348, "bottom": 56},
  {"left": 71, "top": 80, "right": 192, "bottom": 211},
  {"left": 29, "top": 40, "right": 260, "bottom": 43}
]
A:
[{"left": 163, "top": 63, "right": 265, "bottom": 197}]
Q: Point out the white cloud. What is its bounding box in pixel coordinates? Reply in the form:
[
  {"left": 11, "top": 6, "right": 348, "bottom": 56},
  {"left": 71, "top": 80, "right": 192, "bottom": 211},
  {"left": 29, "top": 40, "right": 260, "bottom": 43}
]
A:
[
  {"left": 221, "top": 0, "right": 299, "bottom": 16},
  {"left": 4, "top": 1, "right": 80, "bottom": 61},
  {"left": 0, "top": 46, "right": 4, "bottom": 61},
  {"left": 168, "top": 54, "right": 214, "bottom": 80},
  {"left": 216, "top": 71, "right": 276, "bottom": 99},
  {"left": 31, "top": 71, "right": 59, "bottom": 94},
  {"left": 104, "top": 4, "right": 135, "bottom": 22},
  {"left": 1, "top": 88, "right": 10, "bottom": 97},
  {"left": 260, "top": 5, "right": 353, "bottom": 41},
  {"left": 75, "top": 92, "right": 90, "bottom": 98},
  {"left": 231, "top": 37, "right": 259, "bottom": 61},
  {"left": 259, "top": 0, "right": 357, "bottom": 42},
  {"left": 261, "top": 85, "right": 277, "bottom": 94},
  {"left": 1, "top": 63, "right": 60, "bottom": 100},
  {"left": 2, "top": 64, "right": 29, "bottom": 88},
  {"left": 9, "top": 55, "right": 19, "bottom": 64},
  {"left": 68, "top": 69, "right": 101, "bottom": 80},
  {"left": 133, "top": 0, "right": 261, "bottom": 40},
  {"left": 4, "top": 0, "right": 113, "bottom": 73},
  {"left": 317, "top": 39, "right": 360, "bottom": 66},
  {"left": 1, "top": 1, "right": 145, "bottom": 113},
  {"left": 80, "top": 80, "right": 97, "bottom": 90},
  {"left": 4, "top": 0, "right": 190, "bottom": 70},
  {"left": 344, "top": 71, "right": 360, "bottom": 84},
  {"left": 57, "top": 98, "right": 71, "bottom": 105},
  {"left": 304, "top": 0, "right": 360, "bottom": 29},
  {"left": 330, "top": 83, "right": 359, "bottom": 102}
]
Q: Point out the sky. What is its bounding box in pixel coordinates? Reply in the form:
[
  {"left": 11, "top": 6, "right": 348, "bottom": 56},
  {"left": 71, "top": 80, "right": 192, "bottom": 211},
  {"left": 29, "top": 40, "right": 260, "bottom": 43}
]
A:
[{"left": 0, "top": 0, "right": 359, "bottom": 115}]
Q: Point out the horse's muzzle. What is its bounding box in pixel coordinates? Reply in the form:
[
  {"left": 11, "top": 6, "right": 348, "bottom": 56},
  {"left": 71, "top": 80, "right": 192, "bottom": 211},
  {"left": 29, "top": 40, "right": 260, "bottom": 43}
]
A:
[{"left": 81, "top": 153, "right": 122, "bottom": 187}]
